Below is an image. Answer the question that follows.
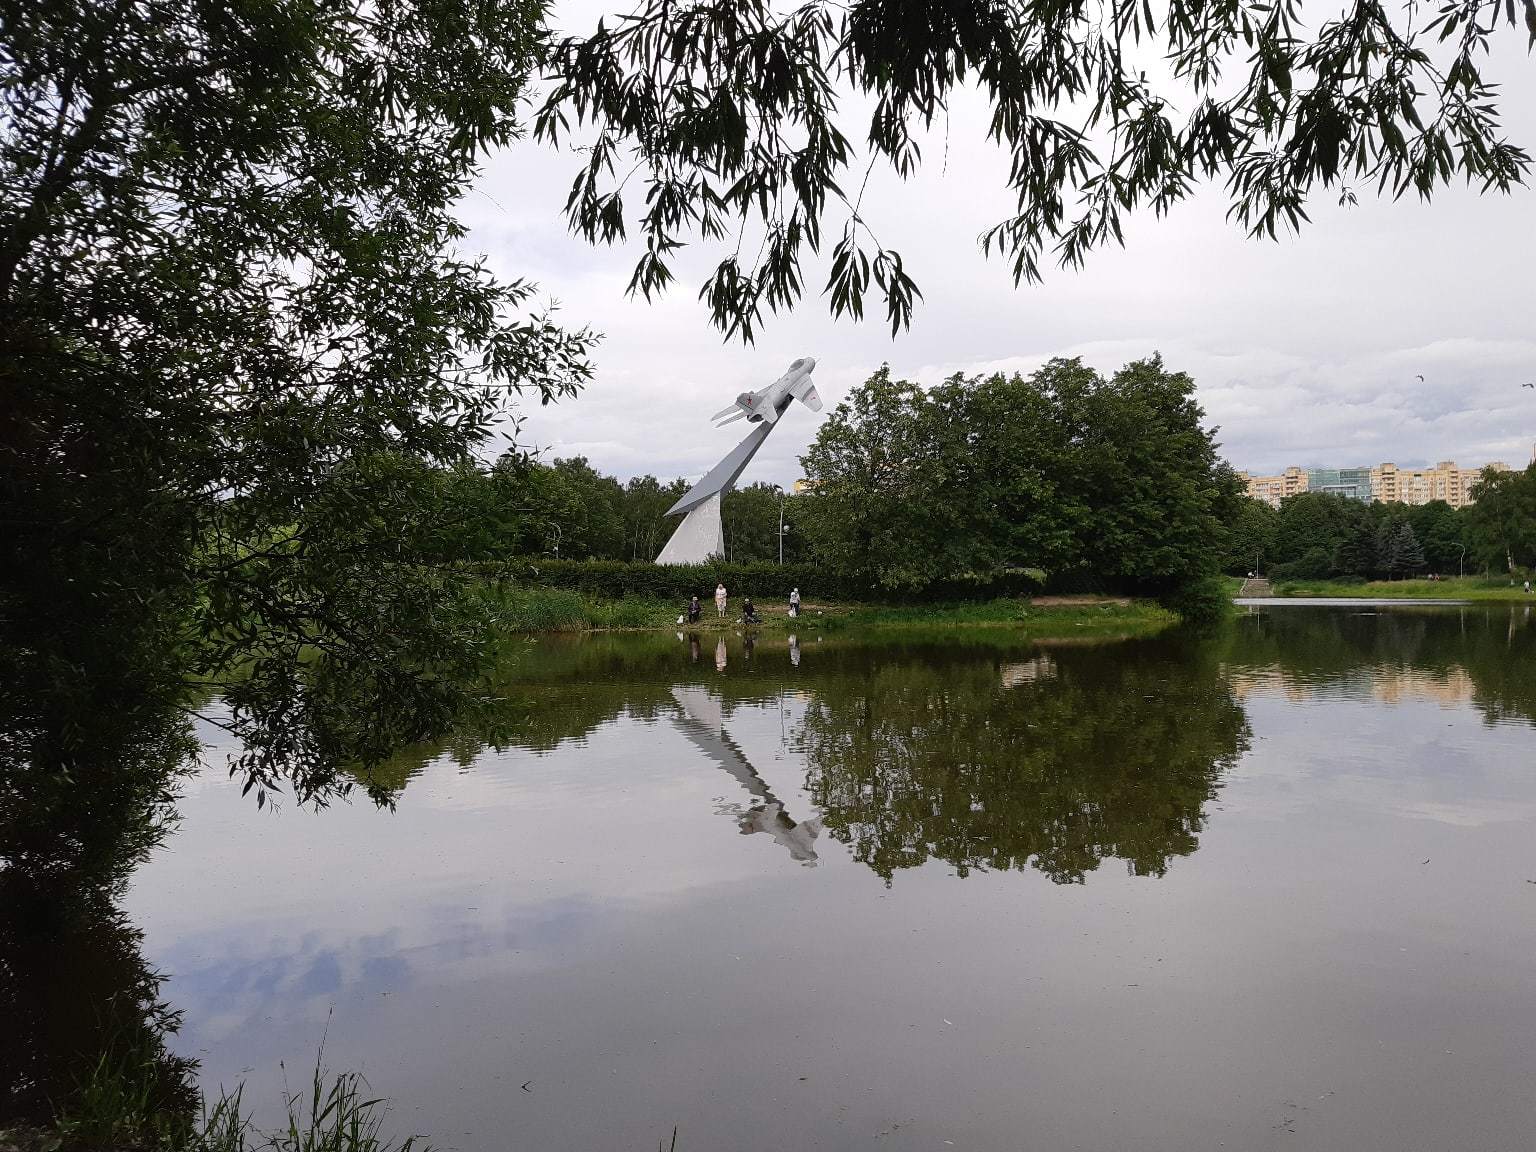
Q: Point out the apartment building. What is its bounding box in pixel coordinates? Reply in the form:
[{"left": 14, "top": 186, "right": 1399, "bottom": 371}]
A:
[
  {"left": 1368, "top": 460, "right": 1508, "bottom": 508},
  {"left": 1242, "top": 459, "right": 1512, "bottom": 509},
  {"left": 1237, "top": 466, "right": 1309, "bottom": 507}
]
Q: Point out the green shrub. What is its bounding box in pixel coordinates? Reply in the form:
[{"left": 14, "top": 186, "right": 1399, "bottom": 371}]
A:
[
  {"left": 1270, "top": 547, "right": 1332, "bottom": 581},
  {"left": 1158, "top": 574, "right": 1233, "bottom": 625},
  {"left": 587, "top": 597, "right": 674, "bottom": 629},
  {"left": 470, "top": 558, "right": 1045, "bottom": 604}
]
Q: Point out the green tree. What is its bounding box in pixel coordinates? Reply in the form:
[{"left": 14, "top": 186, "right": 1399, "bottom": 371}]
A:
[
  {"left": 1224, "top": 498, "right": 1279, "bottom": 575},
  {"left": 797, "top": 356, "right": 1237, "bottom": 597},
  {"left": 539, "top": 0, "right": 1533, "bottom": 338},
  {"left": 2, "top": 0, "right": 594, "bottom": 804},
  {"left": 1466, "top": 465, "right": 1536, "bottom": 572},
  {"left": 620, "top": 475, "right": 691, "bottom": 561},
  {"left": 542, "top": 457, "right": 627, "bottom": 559},
  {"left": 795, "top": 367, "right": 953, "bottom": 589},
  {"left": 1057, "top": 357, "right": 1243, "bottom": 590},
  {"left": 723, "top": 482, "right": 786, "bottom": 563},
  {"left": 1378, "top": 520, "right": 1427, "bottom": 578},
  {"left": 1270, "top": 492, "right": 1371, "bottom": 579},
  {"left": 1407, "top": 500, "right": 1469, "bottom": 575},
  {"left": 946, "top": 367, "right": 1082, "bottom": 575}
]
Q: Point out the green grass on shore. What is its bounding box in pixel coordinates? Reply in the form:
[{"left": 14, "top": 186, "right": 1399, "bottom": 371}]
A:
[
  {"left": 1269, "top": 576, "right": 1534, "bottom": 601},
  {"left": 830, "top": 598, "right": 1174, "bottom": 635},
  {"left": 485, "top": 585, "right": 1174, "bottom": 637},
  {"left": 486, "top": 586, "right": 677, "bottom": 631}
]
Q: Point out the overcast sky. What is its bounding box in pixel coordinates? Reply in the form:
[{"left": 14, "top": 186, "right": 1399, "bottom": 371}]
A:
[{"left": 463, "top": 16, "right": 1536, "bottom": 486}]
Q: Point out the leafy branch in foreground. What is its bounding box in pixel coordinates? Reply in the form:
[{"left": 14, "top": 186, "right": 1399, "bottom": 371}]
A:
[
  {"left": 538, "top": 0, "right": 1533, "bottom": 339},
  {"left": 2, "top": 0, "right": 594, "bottom": 806}
]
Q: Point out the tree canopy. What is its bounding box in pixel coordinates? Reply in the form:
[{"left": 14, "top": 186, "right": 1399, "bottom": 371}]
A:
[
  {"left": 1466, "top": 464, "right": 1536, "bottom": 570},
  {"left": 539, "top": 0, "right": 1535, "bottom": 338},
  {"left": 1, "top": 0, "right": 592, "bottom": 809},
  {"left": 1232, "top": 489, "right": 1491, "bottom": 580},
  {"left": 795, "top": 355, "right": 1242, "bottom": 593}
]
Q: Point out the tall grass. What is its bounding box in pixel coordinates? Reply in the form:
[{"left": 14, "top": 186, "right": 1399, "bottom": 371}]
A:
[
  {"left": 255, "top": 1065, "right": 422, "bottom": 1152},
  {"left": 486, "top": 585, "right": 675, "bottom": 632},
  {"left": 45, "top": 1050, "right": 424, "bottom": 1152},
  {"left": 54, "top": 1042, "right": 198, "bottom": 1151}
]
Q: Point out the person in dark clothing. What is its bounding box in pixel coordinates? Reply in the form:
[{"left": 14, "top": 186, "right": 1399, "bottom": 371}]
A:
[
  {"left": 687, "top": 594, "right": 702, "bottom": 623},
  {"left": 742, "top": 597, "right": 761, "bottom": 624}
]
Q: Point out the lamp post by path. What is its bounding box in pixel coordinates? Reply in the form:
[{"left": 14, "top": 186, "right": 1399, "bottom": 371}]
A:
[
  {"left": 774, "top": 485, "right": 786, "bottom": 565},
  {"left": 1458, "top": 542, "right": 1466, "bottom": 578},
  {"left": 551, "top": 523, "right": 561, "bottom": 560}
]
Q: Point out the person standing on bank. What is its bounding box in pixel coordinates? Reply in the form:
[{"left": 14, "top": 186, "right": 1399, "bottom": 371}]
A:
[
  {"left": 789, "top": 588, "right": 801, "bottom": 618},
  {"left": 715, "top": 582, "right": 728, "bottom": 617},
  {"left": 687, "top": 595, "right": 701, "bottom": 624}
]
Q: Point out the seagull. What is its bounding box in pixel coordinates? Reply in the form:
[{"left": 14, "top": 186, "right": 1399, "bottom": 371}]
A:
[
  {"left": 1416, "top": 374, "right": 1424, "bottom": 382},
  {"left": 1523, "top": 382, "right": 1535, "bottom": 389}
]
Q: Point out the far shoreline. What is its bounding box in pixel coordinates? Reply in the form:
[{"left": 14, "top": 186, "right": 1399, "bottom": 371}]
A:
[
  {"left": 489, "top": 588, "right": 1176, "bottom": 639},
  {"left": 1232, "top": 575, "right": 1536, "bottom": 604}
]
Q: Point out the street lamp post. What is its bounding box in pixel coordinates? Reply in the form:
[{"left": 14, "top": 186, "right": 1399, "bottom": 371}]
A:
[
  {"left": 1458, "top": 542, "right": 1466, "bottom": 578},
  {"left": 551, "top": 523, "right": 561, "bottom": 560},
  {"left": 774, "top": 485, "right": 786, "bottom": 565}
]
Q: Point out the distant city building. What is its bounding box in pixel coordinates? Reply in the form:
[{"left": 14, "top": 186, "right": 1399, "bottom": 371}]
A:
[
  {"left": 791, "top": 478, "right": 817, "bottom": 494},
  {"left": 1307, "top": 467, "right": 1373, "bottom": 503},
  {"left": 1240, "top": 459, "right": 1513, "bottom": 509},
  {"left": 1236, "top": 466, "right": 1308, "bottom": 507},
  {"left": 1368, "top": 460, "right": 1507, "bottom": 508}
]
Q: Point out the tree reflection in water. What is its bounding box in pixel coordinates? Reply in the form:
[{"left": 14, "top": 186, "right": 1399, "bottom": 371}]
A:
[
  {"left": 797, "top": 637, "right": 1251, "bottom": 883},
  {"left": 0, "top": 876, "right": 199, "bottom": 1132},
  {"left": 1226, "top": 604, "right": 1536, "bottom": 726},
  {"left": 1, "top": 700, "right": 199, "bottom": 1132}
]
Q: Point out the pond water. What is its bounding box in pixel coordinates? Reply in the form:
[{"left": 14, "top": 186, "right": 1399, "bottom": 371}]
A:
[{"left": 125, "top": 606, "right": 1536, "bottom": 1150}]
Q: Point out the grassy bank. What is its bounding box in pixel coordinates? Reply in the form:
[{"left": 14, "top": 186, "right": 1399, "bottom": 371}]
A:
[
  {"left": 1268, "top": 576, "right": 1534, "bottom": 601},
  {"left": 826, "top": 597, "right": 1174, "bottom": 636},
  {"left": 2, "top": 1060, "right": 423, "bottom": 1152},
  {"left": 485, "top": 585, "right": 1175, "bottom": 637}
]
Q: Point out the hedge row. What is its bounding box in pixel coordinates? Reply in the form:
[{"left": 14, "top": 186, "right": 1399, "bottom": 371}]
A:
[{"left": 467, "top": 558, "right": 1046, "bottom": 605}]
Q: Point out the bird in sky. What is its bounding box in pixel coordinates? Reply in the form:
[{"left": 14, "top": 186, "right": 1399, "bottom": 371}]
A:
[
  {"left": 1416, "top": 374, "right": 1425, "bottom": 382},
  {"left": 1523, "top": 382, "right": 1534, "bottom": 389}
]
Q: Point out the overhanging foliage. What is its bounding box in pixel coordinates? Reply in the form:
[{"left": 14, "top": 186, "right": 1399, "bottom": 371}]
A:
[{"left": 539, "top": 0, "right": 1534, "bottom": 339}]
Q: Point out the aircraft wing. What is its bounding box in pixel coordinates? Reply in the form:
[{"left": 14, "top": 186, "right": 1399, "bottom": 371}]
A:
[
  {"left": 790, "top": 378, "right": 823, "bottom": 412},
  {"left": 712, "top": 403, "right": 747, "bottom": 426}
]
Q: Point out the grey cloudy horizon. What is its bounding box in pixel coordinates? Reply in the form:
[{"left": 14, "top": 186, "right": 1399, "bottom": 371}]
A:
[{"left": 464, "top": 18, "right": 1536, "bottom": 488}]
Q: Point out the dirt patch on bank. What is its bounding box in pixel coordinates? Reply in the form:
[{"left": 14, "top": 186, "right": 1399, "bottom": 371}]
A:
[{"left": 1029, "top": 594, "right": 1133, "bottom": 607}]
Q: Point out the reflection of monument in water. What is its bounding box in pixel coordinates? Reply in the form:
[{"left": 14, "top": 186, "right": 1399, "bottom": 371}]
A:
[{"left": 671, "top": 685, "right": 821, "bottom": 864}]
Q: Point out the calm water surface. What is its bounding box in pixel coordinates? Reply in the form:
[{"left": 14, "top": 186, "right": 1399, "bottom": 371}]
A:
[{"left": 126, "top": 607, "right": 1536, "bottom": 1151}]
